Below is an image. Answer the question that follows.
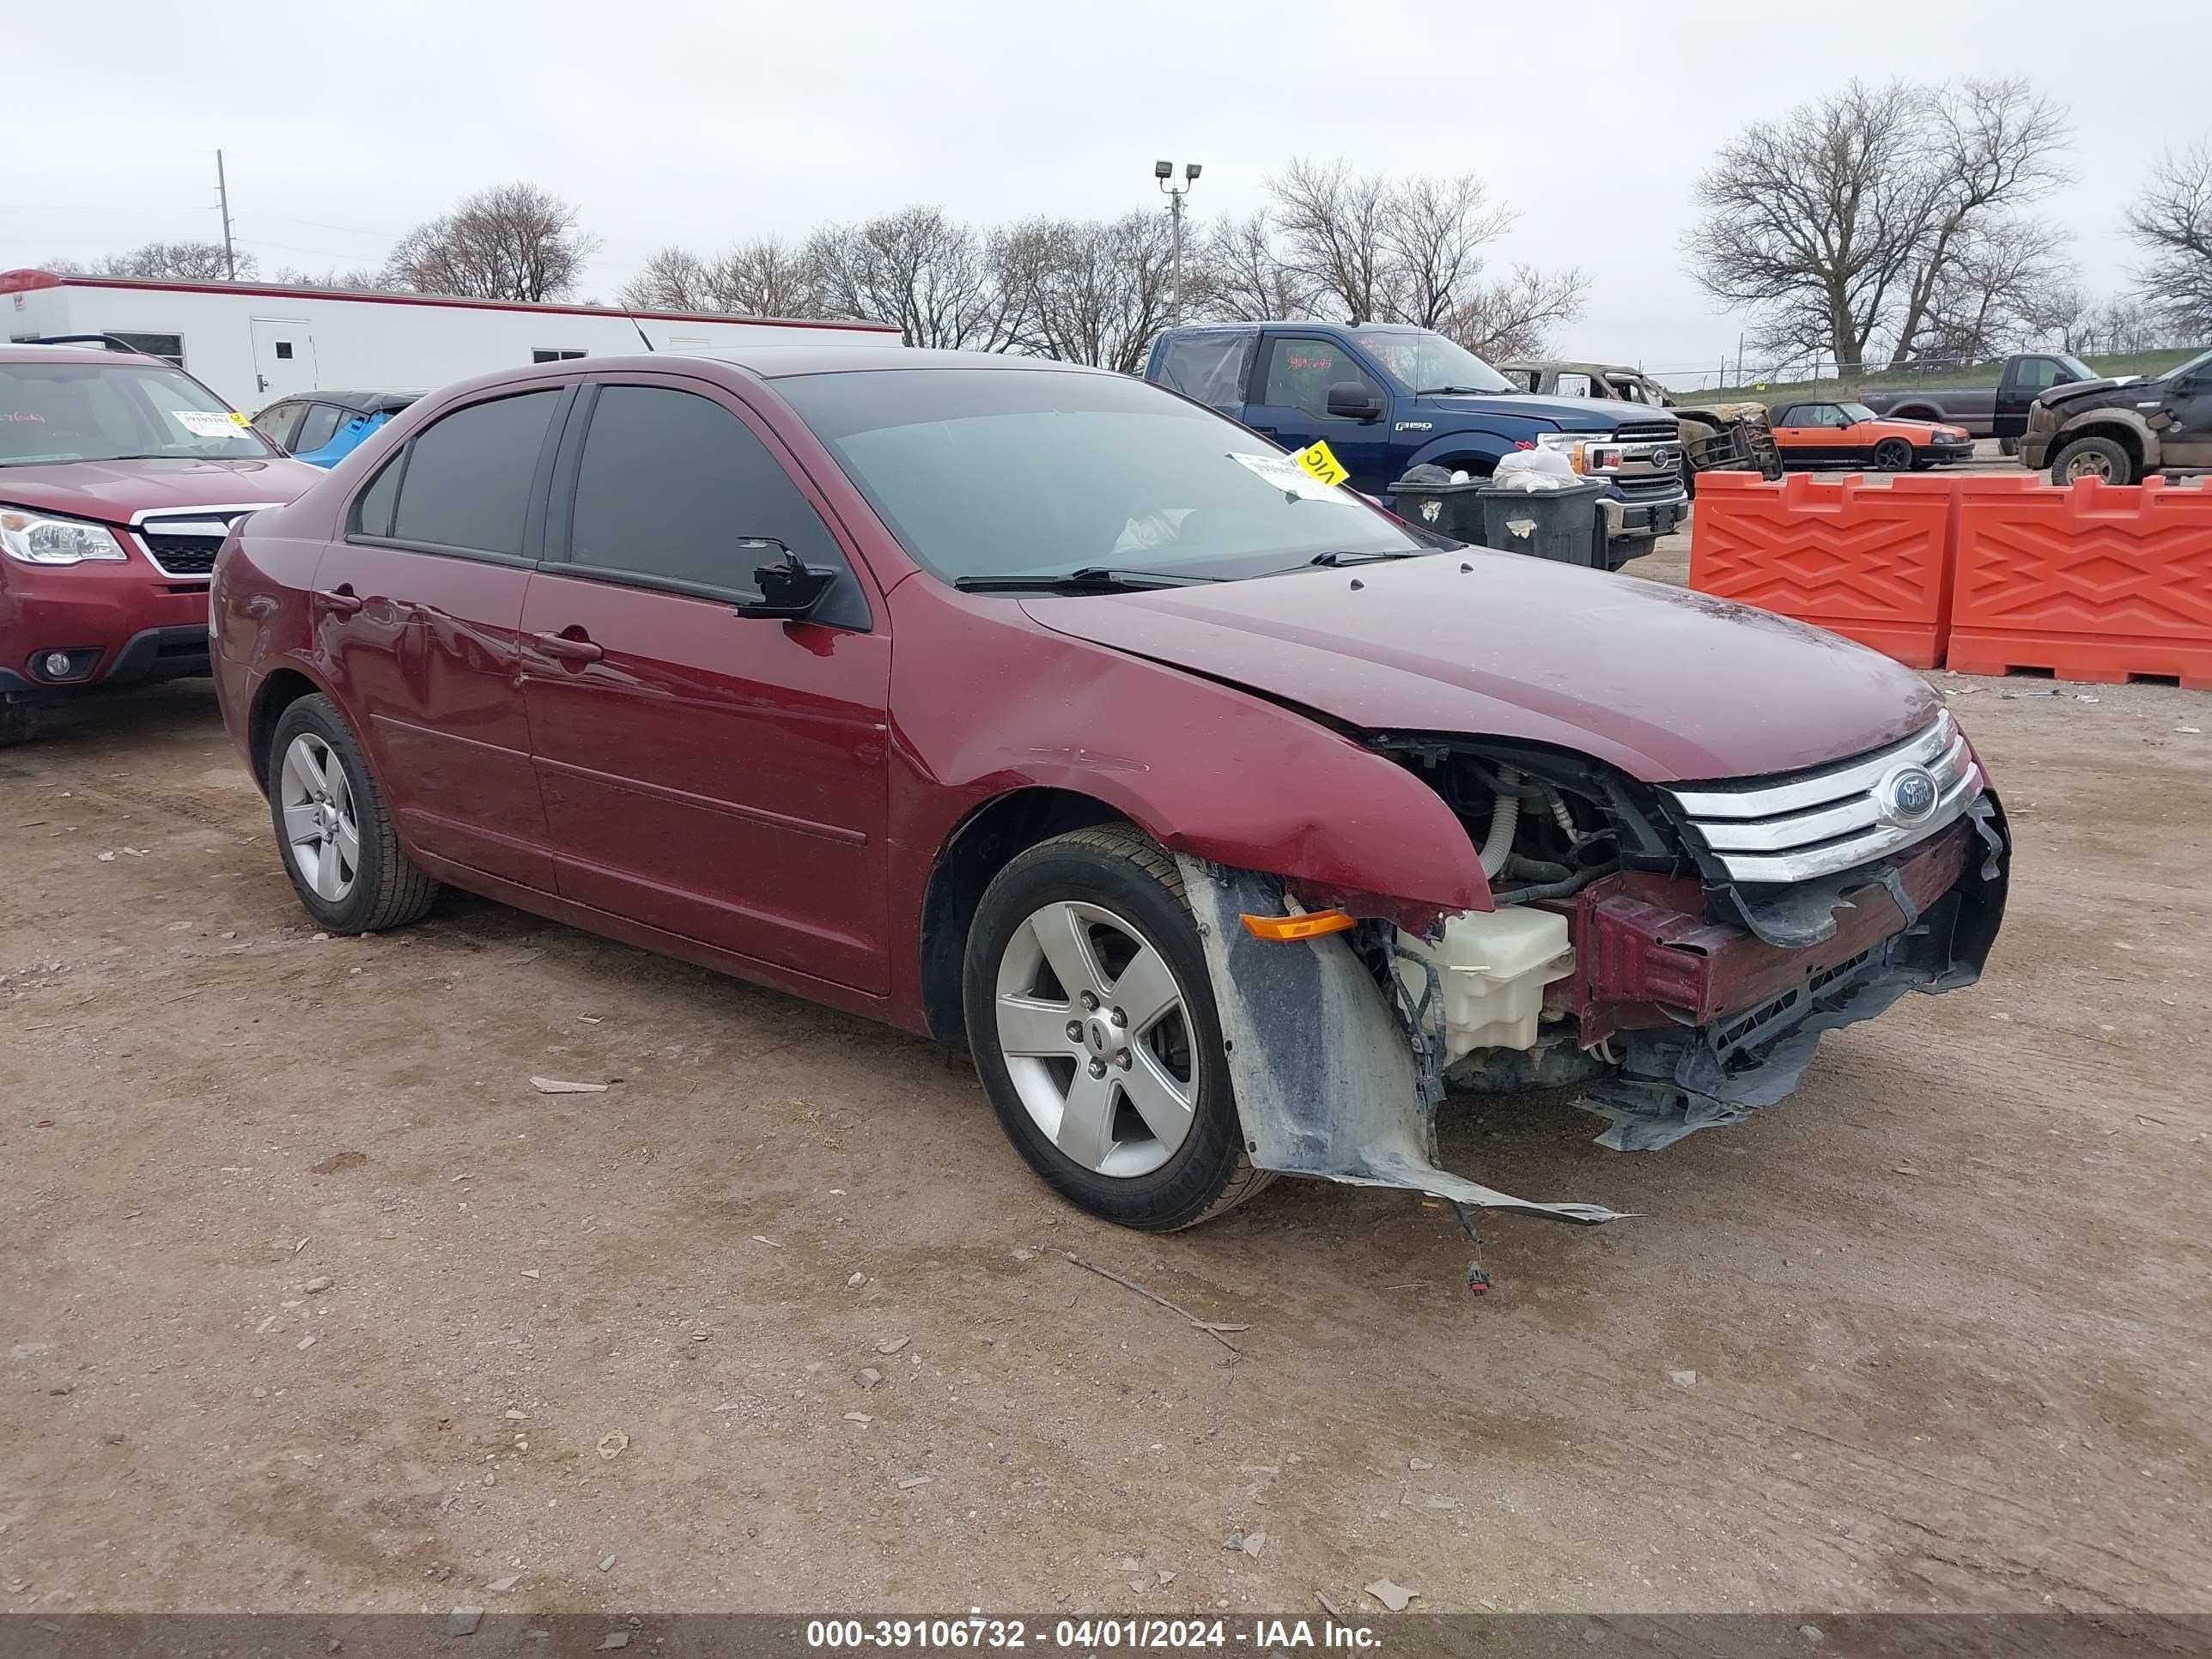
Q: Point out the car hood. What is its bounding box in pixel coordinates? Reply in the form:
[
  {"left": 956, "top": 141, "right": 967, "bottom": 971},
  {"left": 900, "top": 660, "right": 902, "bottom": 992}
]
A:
[
  {"left": 1018, "top": 552, "right": 1942, "bottom": 783},
  {"left": 1416, "top": 392, "right": 1678, "bottom": 433},
  {"left": 0, "top": 455, "right": 323, "bottom": 523},
  {"left": 2039, "top": 376, "right": 2139, "bottom": 409}
]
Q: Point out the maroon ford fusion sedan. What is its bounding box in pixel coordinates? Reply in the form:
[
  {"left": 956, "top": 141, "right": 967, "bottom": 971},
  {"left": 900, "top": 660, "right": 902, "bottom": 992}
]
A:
[{"left": 211, "top": 349, "right": 2008, "bottom": 1240}]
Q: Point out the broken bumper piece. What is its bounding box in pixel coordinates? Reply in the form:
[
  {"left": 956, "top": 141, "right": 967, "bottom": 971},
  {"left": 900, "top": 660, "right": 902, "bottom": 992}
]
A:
[{"left": 1176, "top": 855, "right": 1625, "bottom": 1227}]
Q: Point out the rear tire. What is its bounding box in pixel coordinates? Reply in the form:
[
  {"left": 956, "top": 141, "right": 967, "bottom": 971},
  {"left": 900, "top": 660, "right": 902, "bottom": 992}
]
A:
[
  {"left": 2050, "top": 435, "right": 2133, "bottom": 486},
  {"left": 1873, "top": 437, "right": 1914, "bottom": 471},
  {"left": 265, "top": 694, "right": 439, "bottom": 934},
  {"left": 961, "top": 823, "right": 1271, "bottom": 1231},
  {"left": 0, "top": 700, "right": 46, "bottom": 748}
]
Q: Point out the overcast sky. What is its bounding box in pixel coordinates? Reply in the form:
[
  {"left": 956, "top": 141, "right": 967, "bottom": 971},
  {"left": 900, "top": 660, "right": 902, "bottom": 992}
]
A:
[{"left": 7, "top": 0, "right": 2203, "bottom": 376}]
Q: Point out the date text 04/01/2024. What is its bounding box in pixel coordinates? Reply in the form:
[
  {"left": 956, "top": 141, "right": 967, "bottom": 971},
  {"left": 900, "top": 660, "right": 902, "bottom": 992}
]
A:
[{"left": 804, "top": 1617, "right": 1382, "bottom": 1650}]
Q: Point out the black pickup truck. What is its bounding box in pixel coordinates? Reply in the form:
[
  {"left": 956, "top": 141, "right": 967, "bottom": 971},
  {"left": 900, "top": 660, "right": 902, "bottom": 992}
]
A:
[
  {"left": 1856, "top": 352, "right": 2094, "bottom": 445},
  {"left": 2021, "top": 347, "right": 2212, "bottom": 483}
]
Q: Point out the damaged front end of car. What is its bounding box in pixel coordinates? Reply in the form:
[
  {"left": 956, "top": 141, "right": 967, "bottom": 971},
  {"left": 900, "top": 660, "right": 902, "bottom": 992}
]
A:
[{"left": 1174, "top": 708, "right": 2009, "bottom": 1229}]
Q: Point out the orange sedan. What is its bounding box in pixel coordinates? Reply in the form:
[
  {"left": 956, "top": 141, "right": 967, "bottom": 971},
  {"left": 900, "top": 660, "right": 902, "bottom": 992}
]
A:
[{"left": 1767, "top": 399, "right": 1978, "bottom": 471}]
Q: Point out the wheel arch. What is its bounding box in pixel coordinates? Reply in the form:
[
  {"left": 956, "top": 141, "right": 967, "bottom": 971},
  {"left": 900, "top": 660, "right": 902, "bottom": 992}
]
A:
[
  {"left": 919, "top": 787, "right": 1135, "bottom": 1043},
  {"left": 2057, "top": 414, "right": 2154, "bottom": 473},
  {"left": 247, "top": 663, "right": 338, "bottom": 791},
  {"left": 1887, "top": 403, "right": 1942, "bottom": 422}
]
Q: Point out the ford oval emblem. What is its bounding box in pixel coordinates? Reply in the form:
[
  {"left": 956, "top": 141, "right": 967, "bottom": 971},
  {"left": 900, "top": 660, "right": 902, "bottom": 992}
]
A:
[{"left": 1883, "top": 765, "right": 1940, "bottom": 823}]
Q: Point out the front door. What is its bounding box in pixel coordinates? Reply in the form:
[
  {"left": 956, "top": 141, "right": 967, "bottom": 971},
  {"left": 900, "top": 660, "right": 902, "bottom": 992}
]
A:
[
  {"left": 520, "top": 376, "right": 893, "bottom": 994},
  {"left": 1772, "top": 403, "right": 1850, "bottom": 465},
  {"left": 2163, "top": 361, "right": 2212, "bottom": 471},
  {"left": 1243, "top": 333, "right": 1396, "bottom": 492},
  {"left": 250, "top": 318, "right": 317, "bottom": 401},
  {"left": 313, "top": 382, "right": 568, "bottom": 890}
]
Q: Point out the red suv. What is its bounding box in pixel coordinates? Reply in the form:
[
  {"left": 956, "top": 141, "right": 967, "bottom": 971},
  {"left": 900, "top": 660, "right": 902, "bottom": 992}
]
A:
[
  {"left": 212, "top": 351, "right": 2009, "bottom": 1240},
  {"left": 1, "top": 343, "right": 323, "bottom": 743}
]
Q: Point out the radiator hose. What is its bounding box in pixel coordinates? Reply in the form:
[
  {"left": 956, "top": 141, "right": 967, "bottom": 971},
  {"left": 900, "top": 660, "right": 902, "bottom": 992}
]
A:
[{"left": 1480, "top": 768, "right": 1522, "bottom": 878}]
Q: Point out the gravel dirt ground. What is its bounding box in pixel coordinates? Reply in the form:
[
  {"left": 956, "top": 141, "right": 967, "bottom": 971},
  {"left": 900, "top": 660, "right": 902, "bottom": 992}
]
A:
[{"left": 3, "top": 526, "right": 2209, "bottom": 1619}]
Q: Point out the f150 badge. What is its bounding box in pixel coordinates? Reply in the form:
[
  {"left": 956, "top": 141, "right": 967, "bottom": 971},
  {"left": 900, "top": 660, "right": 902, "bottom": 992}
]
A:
[{"left": 1395, "top": 421, "right": 1432, "bottom": 432}]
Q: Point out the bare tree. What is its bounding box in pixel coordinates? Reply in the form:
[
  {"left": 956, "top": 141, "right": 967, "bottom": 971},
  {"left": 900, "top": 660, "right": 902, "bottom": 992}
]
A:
[
  {"left": 994, "top": 211, "right": 1176, "bottom": 373},
  {"left": 1190, "top": 211, "right": 1317, "bottom": 321},
  {"left": 1686, "top": 82, "right": 1937, "bottom": 373},
  {"left": 1887, "top": 80, "right": 2071, "bottom": 362},
  {"left": 1378, "top": 174, "right": 1516, "bottom": 330},
  {"left": 1443, "top": 265, "right": 1593, "bottom": 360},
  {"left": 384, "top": 182, "right": 598, "bottom": 302},
  {"left": 49, "top": 241, "right": 258, "bottom": 281},
  {"left": 2127, "top": 141, "right": 2212, "bottom": 340},
  {"left": 1269, "top": 159, "right": 1399, "bottom": 322},
  {"left": 804, "top": 207, "right": 1015, "bottom": 349},
  {"left": 618, "top": 236, "right": 816, "bottom": 317},
  {"left": 1913, "top": 217, "right": 2075, "bottom": 363},
  {"left": 270, "top": 265, "right": 392, "bottom": 292}
]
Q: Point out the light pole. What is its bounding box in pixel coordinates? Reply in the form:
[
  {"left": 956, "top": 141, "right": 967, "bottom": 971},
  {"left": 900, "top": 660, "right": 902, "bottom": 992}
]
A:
[{"left": 1155, "top": 160, "right": 1201, "bottom": 325}]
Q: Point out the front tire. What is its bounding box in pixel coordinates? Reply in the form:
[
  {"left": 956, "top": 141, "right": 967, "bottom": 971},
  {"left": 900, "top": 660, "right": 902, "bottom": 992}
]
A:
[
  {"left": 0, "top": 699, "right": 46, "bottom": 748},
  {"left": 266, "top": 694, "right": 439, "bottom": 934},
  {"left": 1873, "top": 437, "right": 1914, "bottom": 471},
  {"left": 2050, "top": 435, "right": 2133, "bottom": 486},
  {"left": 961, "top": 824, "right": 1270, "bottom": 1231}
]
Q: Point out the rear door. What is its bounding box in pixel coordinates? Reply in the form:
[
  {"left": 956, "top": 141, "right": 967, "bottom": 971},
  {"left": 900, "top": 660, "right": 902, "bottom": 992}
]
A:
[
  {"left": 314, "top": 381, "right": 570, "bottom": 890},
  {"left": 520, "top": 374, "right": 893, "bottom": 993},
  {"left": 1243, "top": 332, "right": 1395, "bottom": 491},
  {"left": 250, "top": 319, "right": 318, "bottom": 401}
]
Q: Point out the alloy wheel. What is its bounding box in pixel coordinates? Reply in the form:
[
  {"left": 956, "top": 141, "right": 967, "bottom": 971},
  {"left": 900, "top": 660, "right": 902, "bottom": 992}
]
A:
[
  {"left": 993, "top": 899, "right": 1199, "bottom": 1178},
  {"left": 278, "top": 733, "right": 361, "bottom": 903}
]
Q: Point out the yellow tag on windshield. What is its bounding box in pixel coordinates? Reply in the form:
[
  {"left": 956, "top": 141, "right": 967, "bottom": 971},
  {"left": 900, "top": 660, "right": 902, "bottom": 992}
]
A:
[
  {"left": 228, "top": 411, "right": 251, "bottom": 428},
  {"left": 1293, "top": 439, "right": 1348, "bottom": 488}
]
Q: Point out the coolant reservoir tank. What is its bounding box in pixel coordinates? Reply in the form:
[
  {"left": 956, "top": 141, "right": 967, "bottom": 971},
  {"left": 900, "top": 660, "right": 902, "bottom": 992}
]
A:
[{"left": 1394, "top": 907, "right": 1574, "bottom": 1062}]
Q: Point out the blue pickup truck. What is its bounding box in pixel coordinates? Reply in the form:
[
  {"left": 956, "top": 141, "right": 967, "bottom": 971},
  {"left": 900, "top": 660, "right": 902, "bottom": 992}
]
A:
[{"left": 1144, "top": 322, "right": 1688, "bottom": 568}]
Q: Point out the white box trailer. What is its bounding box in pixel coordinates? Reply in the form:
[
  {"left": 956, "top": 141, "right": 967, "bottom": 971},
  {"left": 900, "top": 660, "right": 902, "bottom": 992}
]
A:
[{"left": 1, "top": 268, "right": 900, "bottom": 411}]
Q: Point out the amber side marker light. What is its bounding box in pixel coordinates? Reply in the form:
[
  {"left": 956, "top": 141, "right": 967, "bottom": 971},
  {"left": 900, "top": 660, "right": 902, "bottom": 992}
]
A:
[{"left": 1239, "top": 909, "right": 1358, "bottom": 941}]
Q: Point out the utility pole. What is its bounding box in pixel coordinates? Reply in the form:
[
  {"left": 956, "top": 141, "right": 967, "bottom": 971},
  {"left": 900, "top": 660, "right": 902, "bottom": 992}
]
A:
[
  {"left": 1154, "top": 160, "right": 1201, "bottom": 325},
  {"left": 216, "top": 150, "right": 237, "bottom": 282}
]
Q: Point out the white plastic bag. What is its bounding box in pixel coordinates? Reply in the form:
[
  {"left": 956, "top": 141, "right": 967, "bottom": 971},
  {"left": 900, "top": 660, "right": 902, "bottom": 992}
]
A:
[{"left": 1489, "top": 447, "right": 1576, "bottom": 491}]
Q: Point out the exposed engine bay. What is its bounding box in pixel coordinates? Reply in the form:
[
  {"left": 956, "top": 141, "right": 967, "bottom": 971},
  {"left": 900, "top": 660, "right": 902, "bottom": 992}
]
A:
[{"left": 1178, "top": 712, "right": 2010, "bottom": 1226}]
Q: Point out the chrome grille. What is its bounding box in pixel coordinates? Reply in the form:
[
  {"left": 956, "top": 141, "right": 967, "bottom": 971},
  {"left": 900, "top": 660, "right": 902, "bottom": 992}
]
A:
[
  {"left": 133, "top": 507, "right": 274, "bottom": 580},
  {"left": 1613, "top": 419, "right": 1680, "bottom": 443},
  {"left": 1661, "top": 711, "right": 1982, "bottom": 884}
]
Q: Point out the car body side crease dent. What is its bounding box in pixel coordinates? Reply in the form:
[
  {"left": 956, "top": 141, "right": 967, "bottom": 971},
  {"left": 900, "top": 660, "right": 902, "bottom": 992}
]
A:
[{"left": 1175, "top": 854, "right": 1626, "bottom": 1226}]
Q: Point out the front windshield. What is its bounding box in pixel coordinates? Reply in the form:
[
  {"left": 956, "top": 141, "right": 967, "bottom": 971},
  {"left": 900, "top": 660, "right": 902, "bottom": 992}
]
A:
[
  {"left": 1350, "top": 329, "right": 1515, "bottom": 395},
  {"left": 2055, "top": 354, "right": 2096, "bottom": 381},
  {"left": 777, "top": 368, "right": 1425, "bottom": 586},
  {"left": 2162, "top": 348, "right": 2212, "bottom": 382},
  {"left": 0, "top": 357, "right": 269, "bottom": 466},
  {"left": 1840, "top": 402, "right": 1879, "bottom": 422}
]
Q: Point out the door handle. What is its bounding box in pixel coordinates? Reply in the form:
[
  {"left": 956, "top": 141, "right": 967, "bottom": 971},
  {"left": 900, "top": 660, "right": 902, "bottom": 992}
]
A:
[
  {"left": 529, "top": 629, "right": 604, "bottom": 664},
  {"left": 1252, "top": 425, "right": 1279, "bottom": 439},
  {"left": 312, "top": 586, "right": 362, "bottom": 616}
]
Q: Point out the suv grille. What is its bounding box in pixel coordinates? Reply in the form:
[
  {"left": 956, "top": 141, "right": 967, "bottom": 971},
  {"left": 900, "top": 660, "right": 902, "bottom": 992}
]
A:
[
  {"left": 1661, "top": 711, "right": 1981, "bottom": 884},
  {"left": 135, "top": 509, "right": 273, "bottom": 580},
  {"left": 1614, "top": 419, "right": 1680, "bottom": 443}
]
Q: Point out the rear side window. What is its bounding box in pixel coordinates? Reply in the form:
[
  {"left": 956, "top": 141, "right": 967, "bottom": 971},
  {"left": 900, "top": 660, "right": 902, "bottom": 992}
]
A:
[
  {"left": 1154, "top": 333, "right": 1252, "bottom": 409},
  {"left": 566, "top": 385, "right": 838, "bottom": 593},
  {"left": 389, "top": 390, "right": 559, "bottom": 556},
  {"left": 354, "top": 454, "right": 403, "bottom": 538}
]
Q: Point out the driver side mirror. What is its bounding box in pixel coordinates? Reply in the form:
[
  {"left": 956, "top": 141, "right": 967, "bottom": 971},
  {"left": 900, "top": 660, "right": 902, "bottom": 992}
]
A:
[
  {"left": 732, "top": 538, "right": 838, "bottom": 621},
  {"left": 1326, "top": 381, "right": 1384, "bottom": 422}
]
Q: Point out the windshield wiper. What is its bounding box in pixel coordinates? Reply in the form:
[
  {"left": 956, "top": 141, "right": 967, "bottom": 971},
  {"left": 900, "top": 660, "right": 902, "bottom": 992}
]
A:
[
  {"left": 1307, "top": 550, "right": 1420, "bottom": 567},
  {"left": 1414, "top": 384, "right": 1496, "bottom": 396},
  {"left": 952, "top": 566, "right": 1224, "bottom": 593}
]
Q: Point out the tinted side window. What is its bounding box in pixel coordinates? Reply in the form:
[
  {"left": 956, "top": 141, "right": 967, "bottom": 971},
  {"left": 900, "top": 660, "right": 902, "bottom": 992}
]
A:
[
  {"left": 354, "top": 453, "right": 404, "bottom": 538},
  {"left": 295, "top": 404, "right": 345, "bottom": 452},
  {"left": 567, "top": 386, "right": 838, "bottom": 592},
  {"left": 1259, "top": 337, "right": 1382, "bottom": 418},
  {"left": 390, "top": 390, "right": 559, "bottom": 556}
]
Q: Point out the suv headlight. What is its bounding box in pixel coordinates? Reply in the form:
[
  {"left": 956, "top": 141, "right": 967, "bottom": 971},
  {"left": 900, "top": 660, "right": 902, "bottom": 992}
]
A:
[
  {"left": 1534, "top": 431, "right": 1620, "bottom": 474},
  {"left": 0, "top": 508, "right": 130, "bottom": 566}
]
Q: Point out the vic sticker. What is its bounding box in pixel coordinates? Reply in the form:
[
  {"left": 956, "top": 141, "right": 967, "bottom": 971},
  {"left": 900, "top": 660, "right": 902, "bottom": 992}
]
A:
[
  {"left": 1293, "top": 440, "right": 1350, "bottom": 488},
  {"left": 170, "top": 410, "right": 244, "bottom": 439}
]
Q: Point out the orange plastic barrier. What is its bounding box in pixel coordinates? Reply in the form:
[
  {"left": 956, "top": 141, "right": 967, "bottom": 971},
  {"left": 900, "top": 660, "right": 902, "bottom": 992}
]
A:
[
  {"left": 1947, "top": 475, "right": 2212, "bottom": 688},
  {"left": 1688, "top": 471, "right": 1960, "bottom": 669}
]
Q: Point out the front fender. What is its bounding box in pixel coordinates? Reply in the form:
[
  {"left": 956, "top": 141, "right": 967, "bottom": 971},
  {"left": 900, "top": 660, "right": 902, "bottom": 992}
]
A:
[
  {"left": 1406, "top": 429, "right": 1517, "bottom": 474},
  {"left": 2058, "top": 406, "right": 2163, "bottom": 468},
  {"left": 885, "top": 578, "right": 1494, "bottom": 939}
]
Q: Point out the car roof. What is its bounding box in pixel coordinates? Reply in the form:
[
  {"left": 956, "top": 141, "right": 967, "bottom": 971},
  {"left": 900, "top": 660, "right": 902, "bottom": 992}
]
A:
[
  {"left": 273, "top": 388, "right": 424, "bottom": 410},
  {"left": 0, "top": 342, "right": 170, "bottom": 369},
  {"left": 694, "top": 345, "right": 1112, "bottom": 380}
]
